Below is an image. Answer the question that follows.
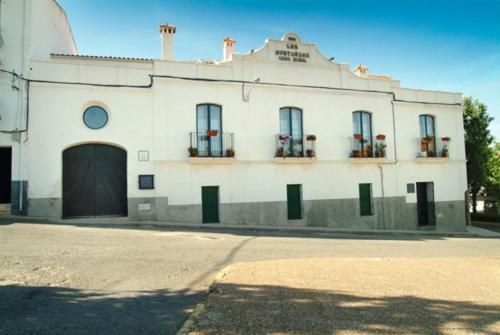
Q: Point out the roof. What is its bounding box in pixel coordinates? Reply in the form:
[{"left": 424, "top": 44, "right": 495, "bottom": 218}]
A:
[{"left": 51, "top": 53, "right": 153, "bottom": 62}]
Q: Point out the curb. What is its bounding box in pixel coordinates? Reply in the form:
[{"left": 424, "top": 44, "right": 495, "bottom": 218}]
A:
[
  {"left": 3, "top": 215, "right": 492, "bottom": 238},
  {"left": 176, "top": 265, "right": 233, "bottom": 335}
]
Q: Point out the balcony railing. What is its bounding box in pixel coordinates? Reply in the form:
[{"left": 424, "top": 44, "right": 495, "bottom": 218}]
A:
[
  {"left": 350, "top": 135, "right": 387, "bottom": 158},
  {"left": 275, "top": 134, "right": 316, "bottom": 158},
  {"left": 416, "top": 136, "right": 450, "bottom": 158},
  {"left": 189, "top": 132, "right": 234, "bottom": 158}
]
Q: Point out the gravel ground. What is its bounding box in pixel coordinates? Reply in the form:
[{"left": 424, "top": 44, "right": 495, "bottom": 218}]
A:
[{"left": 187, "top": 257, "right": 500, "bottom": 335}]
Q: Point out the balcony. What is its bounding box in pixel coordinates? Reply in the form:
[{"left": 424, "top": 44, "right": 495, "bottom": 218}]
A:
[
  {"left": 416, "top": 136, "right": 450, "bottom": 162},
  {"left": 274, "top": 134, "right": 316, "bottom": 163},
  {"left": 188, "top": 131, "right": 235, "bottom": 163},
  {"left": 349, "top": 134, "right": 389, "bottom": 163}
]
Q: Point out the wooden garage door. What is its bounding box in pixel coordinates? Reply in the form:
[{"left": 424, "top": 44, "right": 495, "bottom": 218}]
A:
[{"left": 63, "top": 144, "right": 127, "bottom": 218}]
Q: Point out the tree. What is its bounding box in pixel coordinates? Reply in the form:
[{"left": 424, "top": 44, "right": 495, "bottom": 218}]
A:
[
  {"left": 484, "top": 143, "right": 500, "bottom": 199},
  {"left": 463, "top": 97, "right": 494, "bottom": 212}
]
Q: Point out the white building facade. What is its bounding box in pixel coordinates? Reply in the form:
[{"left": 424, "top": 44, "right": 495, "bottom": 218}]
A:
[{"left": 0, "top": 0, "right": 468, "bottom": 231}]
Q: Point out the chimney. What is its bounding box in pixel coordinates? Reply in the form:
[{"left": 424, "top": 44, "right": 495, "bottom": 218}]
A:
[
  {"left": 223, "top": 37, "right": 236, "bottom": 61},
  {"left": 353, "top": 64, "right": 369, "bottom": 76},
  {"left": 159, "top": 24, "right": 176, "bottom": 61}
]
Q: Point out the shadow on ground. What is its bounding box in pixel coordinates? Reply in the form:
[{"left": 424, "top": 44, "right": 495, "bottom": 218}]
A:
[
  {"left": 189, "top": 283, "right": 500, "bottom": 334},
  {"left": 0, "top": 285, "right": 204, "bottom": 335}
]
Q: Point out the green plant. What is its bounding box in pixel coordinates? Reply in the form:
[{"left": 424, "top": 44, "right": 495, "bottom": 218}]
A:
[
  {"left": 188, "top": 147, "right": 198, "bottom": 157},
  {"left": 226, "top": 148, "right": 235, "bottom": 157},
  {"left": 306, "top": 135, "right": 316, "bottom": 141},
  {"left": 275, "top": 147, "right": 285, "bottom": 157},
  {"left": 306, "top": 149, "right": 315, "bottom": 158}
]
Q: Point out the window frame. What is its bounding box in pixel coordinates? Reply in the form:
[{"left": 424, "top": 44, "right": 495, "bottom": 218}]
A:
[
  {"left": 83, "top": 105, "right": 109, "bottom": 130},
  {"left": 196, "top": 103, "right": 223, "bottom": 157},
  {"left": 352, "top": 111, "right": 373, "bottom": 156},
  {"left": 279, "top": 107, "right": 304, "bottom": 156}
]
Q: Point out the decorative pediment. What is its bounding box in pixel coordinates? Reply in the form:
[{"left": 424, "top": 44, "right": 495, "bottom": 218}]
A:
[{"left": 235, "top": 32, "right": 333, "bottom": 66}]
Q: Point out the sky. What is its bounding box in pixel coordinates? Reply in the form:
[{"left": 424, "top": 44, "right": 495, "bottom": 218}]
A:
[{"left": 57, "top": 0, "right": 500, "bottom": 139}]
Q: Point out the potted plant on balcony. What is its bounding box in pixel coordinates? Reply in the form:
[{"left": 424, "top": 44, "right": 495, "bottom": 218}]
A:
[
  {"left": 354, "top": 134, "right": 364, "bottom": 142},
  {"left": 376, "top": 134, "right": 386, "bottom": 141},
  {"left": 306, "top": 135, "right": 316, "bottom": 141},
  {"left": 440, "top": 137, "right": 450, "bottom": 158},
  {"left": 350, "top": 149, "right": 361, "bottom": 158},
  {"left": 188, "top": 147, "right": 198, "bottom": 157},
  {"left": 226, "top": 148, "right": 235, "bottom": 157},
  {"left": 375, "top": 141, "right": 387, "bottom": 158},
  {"left": 206, "top": 130, "right": 218, "bottom": 137},
  {"left": 421, "top": 135, "right": 434, "bottom": 144},
  {"left": 275, "top": 147, "right": 285, "bottom": 157},
  {"left": 306, "top": 149, "right": 315, "bottom": 158}
]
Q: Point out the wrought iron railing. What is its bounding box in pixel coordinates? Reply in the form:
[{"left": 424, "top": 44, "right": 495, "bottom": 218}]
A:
[
  {"left": 416, "top": 136, "right": 450, "bottom": 158},
  {"left": 275, "top": 134, "right": 316, "bottom": 158},
  {"left": 189, "top": 132, "right": 235, "bottom": 157},
  {"left": 350, "top": 135, "right": 387, "bottom": 158}
]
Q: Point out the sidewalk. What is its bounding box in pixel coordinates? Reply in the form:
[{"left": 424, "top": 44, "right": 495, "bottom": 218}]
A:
[
  {"left": 3, "top": 214, "right": 498, "bottom": 237},
  {"left": 180, "top": 257, "right": 500, "bottom": 334}
]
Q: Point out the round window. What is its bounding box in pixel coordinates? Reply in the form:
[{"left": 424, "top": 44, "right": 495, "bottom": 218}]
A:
[{"left": 83, "top": 106, "right": 108, "bottom": 129}]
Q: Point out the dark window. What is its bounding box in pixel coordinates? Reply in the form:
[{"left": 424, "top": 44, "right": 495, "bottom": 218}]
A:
[
  {"left": 280, "top": 107, "right": 303, "bottom": 156},
  {"left": 352, "top": 111, "right": 373, "bottom": 157},
  {"left": 287, "top": 184, "right": 302, "bottom": 220},
  {"left": 407, "top": 183, "right": 415, "bottom": 193},
  {"left": 138, "top": 175, "right": 154, "bottom": 190},
  {"left": 83, "top": 106, "right": 108, "bottom": 129},
  {"left": 197, "top": 104, "right": 222, "bottom": 157},
  {"left": 359, "top": 183, "right": 373, "bottom": 216}
]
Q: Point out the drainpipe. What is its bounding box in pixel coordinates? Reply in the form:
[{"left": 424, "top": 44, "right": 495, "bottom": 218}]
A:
[{"left": 377, "top": 96, "right": 399, "bottom": 229}]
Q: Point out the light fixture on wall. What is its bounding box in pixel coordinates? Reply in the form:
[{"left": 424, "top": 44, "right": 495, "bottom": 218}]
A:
[{"left": 242, "top": 77, "right": 261, "bottom": 102}]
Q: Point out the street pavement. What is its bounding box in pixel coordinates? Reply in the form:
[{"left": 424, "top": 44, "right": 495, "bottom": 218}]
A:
[{"left": 1, "top": 218, "right": 499, "bottom": 334}]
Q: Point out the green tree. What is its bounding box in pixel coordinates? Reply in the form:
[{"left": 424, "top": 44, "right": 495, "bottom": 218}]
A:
[
  {"left": 484, "top": 143, "right": 500, "bottom": 200},
  {"left": 463, "top": 97, "right": 494, "bottom": 212}
]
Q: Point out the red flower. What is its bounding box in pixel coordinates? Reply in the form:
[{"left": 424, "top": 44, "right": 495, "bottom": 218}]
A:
[
  {"left": 441, "top": 137, "right": 450, "bottom": 141},
  {"left": 376, "top": 134, "right": 386, "bottom": 140},
  {"left": 354, "top": 134, "right": 364, "bottom": 140}
]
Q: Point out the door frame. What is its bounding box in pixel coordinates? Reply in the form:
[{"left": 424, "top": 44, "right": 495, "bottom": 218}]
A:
[
  {"left": 416, "top": 181, "right": 436, "bottom": 226},
  {"left": 62, "top": 142, "right": 128, "bottom": 218},
  {"left": 0, "top": 146, "right": 12, "bottom": 204},
  {"left": 201, "top": 186, "right": 220, "bottom": 223}
]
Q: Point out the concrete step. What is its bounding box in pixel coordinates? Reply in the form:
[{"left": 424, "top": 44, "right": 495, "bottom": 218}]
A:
[{"left": 0, "top": 204, "right": 11, "bottom": 215}]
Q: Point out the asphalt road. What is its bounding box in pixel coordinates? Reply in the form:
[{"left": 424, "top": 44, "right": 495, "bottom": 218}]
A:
[{"left": 1, "top": 218, "right": 499, "bottom": 334}]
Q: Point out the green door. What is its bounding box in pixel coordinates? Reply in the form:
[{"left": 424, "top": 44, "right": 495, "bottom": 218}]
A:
[
  {"left": 287, "top": 184, "right": 302, "bottom": 220},
  {"left": 202, "top": 186, "right": 219, "bottom": 223}
]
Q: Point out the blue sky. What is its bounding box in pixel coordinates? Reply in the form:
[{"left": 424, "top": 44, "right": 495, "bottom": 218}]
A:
[{"left": 58, "top": 0, "right": 500, "bottom": 139}]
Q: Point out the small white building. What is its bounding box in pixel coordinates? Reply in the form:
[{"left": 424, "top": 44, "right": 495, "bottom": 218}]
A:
[{"left": 0, "top": 0, "right": 468, "bottom": 231}]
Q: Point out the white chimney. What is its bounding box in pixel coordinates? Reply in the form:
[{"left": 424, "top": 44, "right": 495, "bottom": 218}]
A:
[
  {"left": 223, "top": 37, "right": 236, "bottom": 61},
  {"left": 160, "top": 24, "right": 176, "bottom": 61}
]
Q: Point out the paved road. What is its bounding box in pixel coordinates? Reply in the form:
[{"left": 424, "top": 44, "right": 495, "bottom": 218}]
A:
[{"left": 1, "top": 218, "right": 499, "bottom": 334}]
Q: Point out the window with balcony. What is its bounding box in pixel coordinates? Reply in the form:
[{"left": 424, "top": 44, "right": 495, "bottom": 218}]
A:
[
  {"left": 419, "top": 114, "right": 436, "bottom": 157},
  {"left": 351, "top": 111, "right": 373, "bottom": 158},
  {"left": 278, "top": 107, "right": 304, "bottom": 157},
  {"left": 189, "top": 104, "right": 234, "bottom": 158}
]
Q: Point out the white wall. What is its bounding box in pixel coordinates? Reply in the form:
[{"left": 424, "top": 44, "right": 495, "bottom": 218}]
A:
[{"left": 18, "top": 31, "right": 467, "bottom": 216}]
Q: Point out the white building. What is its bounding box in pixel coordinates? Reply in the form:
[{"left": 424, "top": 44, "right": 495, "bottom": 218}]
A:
[{"left": 0, "top": 0, "right": 468, "bottom": 231}]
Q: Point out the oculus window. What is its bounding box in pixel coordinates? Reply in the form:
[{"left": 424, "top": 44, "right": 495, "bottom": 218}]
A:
[{"left": 83, "top": 106, "right": 108, "bottom": 129}]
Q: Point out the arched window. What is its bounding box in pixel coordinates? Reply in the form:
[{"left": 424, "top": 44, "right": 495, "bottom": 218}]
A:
[
  {"left": 196, "top": 104, "right": 222, "bottom": 157},
  {"left": 352, "top": 111, "right": 372, "bottom": 157},
  {"left": 279, "top": 107, "right": 303, "bottom": 156},
  {"left": 419, "top": 115, "right": 436, "bottom": 156}
]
